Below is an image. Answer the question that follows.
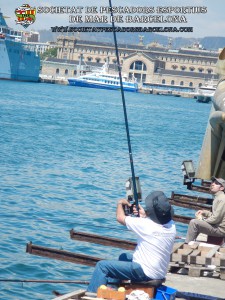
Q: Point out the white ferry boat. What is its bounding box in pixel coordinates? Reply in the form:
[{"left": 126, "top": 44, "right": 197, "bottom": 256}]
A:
[
  {"left": 68, "top": 64, "right": 138, "bottom": 92},
  {"left": 195, "top": 82, "right": 217, "bottom": 103}
]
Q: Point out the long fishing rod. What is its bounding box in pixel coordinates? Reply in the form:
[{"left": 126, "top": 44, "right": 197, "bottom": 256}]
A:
[
  {"left": 0, "top": 279, "right": 89, "bottom": 284},
  {"left": 109, "top": 0, "right": 139, "bottom": 216}
]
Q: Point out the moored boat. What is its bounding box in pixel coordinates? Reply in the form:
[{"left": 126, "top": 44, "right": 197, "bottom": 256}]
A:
[
  {"left": 0, "top": 9, "right": 40, "bottom": 82},
  {"left": 194, "top": 82, "right": 217, "bottom": 103},
  {"left": 68, "top": 63, "right": 138, "bottom": 92}
]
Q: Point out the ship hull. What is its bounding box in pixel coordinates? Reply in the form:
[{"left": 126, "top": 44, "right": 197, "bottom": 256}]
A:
[
  {"left": 0, "top": 39, "right": 40, "bottom": 82},
  {"left": 68, "top": 78, "right": 138, "bottom": 92},
  {"left": 196, "top": 95, "right": 213, "bottom": 103}
]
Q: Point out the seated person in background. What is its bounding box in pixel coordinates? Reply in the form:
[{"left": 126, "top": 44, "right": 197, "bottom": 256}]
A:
[
  {"left": 87, "top": 191, "right": 176, "bottom": 293},
  {"left": 185, "top": 177, "right": 225, "bottom": 243}
]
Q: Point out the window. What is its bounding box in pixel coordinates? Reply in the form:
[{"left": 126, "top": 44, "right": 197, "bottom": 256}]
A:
[
  {"left": 65, "top": 69, "right": 68, "bottom": 75},
  {"left": 189, "top": 82, "right": 193, "bottom": 87},
  {"left": 56, "top": 68, "right": 59, "bottom": 74},
  {"left": 130, "top": 61, "right": 147, "bottom": 71},
  {"left": 142, "top": 74, "right": 146, "bottom": 82},
  {"left": 180, "top": 81, "right": 184, "bottom": 86},
  {"left": 162, "top": 79, "right": 166, "bottom": 84},
  {"left": 171, "top": 80, "right": 175, "bottom": 85}
]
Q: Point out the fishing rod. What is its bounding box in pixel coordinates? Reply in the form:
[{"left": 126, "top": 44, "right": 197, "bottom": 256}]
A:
[
  {"left": 0, "top": 279, "right": 89, "bottom": 284},
  {"left": 109, "top": 0, "right": 139, "bottom": 216}
]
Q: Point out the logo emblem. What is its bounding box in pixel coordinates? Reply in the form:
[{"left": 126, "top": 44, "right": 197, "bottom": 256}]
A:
[{"left": 15, "top": 4, "right": 36, "bottom": 28}]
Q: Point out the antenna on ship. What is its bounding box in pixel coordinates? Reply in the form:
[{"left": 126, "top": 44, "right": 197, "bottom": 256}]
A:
[{"left": 109, "top": 0, "right": 139, "bottom": 216}]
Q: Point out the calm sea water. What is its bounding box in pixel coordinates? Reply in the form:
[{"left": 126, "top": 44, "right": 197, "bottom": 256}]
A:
[{"left": 0, "top": 80, "right": 211, "bottom": 299}]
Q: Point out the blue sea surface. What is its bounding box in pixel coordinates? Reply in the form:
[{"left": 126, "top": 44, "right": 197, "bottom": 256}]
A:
[{"left": 0, "top": 80, "right": 211, "bottom": 299}]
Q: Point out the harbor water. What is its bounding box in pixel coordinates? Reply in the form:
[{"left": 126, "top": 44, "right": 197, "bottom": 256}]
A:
[{"left": 0, "top": 80, "right": 211, "bottom": 299}]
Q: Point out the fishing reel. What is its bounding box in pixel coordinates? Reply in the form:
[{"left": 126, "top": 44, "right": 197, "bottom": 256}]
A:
[
  {"left": 181, "top": 160, "right": 196, "bottom": 190},
  {"left": 124, "top": 177, "right": 142, "bottom": 216}
]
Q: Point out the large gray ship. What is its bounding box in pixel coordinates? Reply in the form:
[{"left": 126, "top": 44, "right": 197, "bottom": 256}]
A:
[{"left": 0, "top": 10, "right": 40, "bottom": 82}]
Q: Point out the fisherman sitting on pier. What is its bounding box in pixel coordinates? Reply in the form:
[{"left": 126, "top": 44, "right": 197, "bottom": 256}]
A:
[
  {"left": 185, "top": 177, "right": 225, "bottom": 243},
  {"left": 87, "top": 191, "right": 176, "bottom": 293}
]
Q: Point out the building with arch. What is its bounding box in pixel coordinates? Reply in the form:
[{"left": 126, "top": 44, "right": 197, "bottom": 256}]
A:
[{"left": 41, "top": 36, "right": 220, "bottom": 89}]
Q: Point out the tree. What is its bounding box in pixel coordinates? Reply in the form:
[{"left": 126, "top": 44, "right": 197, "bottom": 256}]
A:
[{"left": 40, "top": 47, "right": 57, "bottom": 60}]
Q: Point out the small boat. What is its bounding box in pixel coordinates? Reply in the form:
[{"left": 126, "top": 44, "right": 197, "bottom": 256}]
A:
[
  {"left": 68, "top": 63, "right": 138, "bottom": 92},
  {"left": 156, "top": 91, "right": 181, "bottom": 97},
  {"left": 194, "top": 82, "right": 217, "bottom": 103}
]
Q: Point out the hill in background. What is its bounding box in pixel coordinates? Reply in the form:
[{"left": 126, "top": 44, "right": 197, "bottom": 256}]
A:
[{"left": 39, "top": 29, "right": 225, "bottom": 51}]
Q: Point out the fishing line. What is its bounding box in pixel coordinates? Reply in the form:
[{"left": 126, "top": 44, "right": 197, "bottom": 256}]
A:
[
  {"left": 1, "top": 214, "right": 128, "bottom": 231},
  {"left": 1, "top": 214, "right": 183, "bottom": 239},
  {"left": 109, "top": 0, "right": 139, "bottom": 216},
  {"left": 35, "top": 217, "right": 122, "bottom": 230}
]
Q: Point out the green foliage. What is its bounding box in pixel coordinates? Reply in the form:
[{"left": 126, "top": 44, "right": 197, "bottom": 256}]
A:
[{"left": 40, "top": 47, "right": 57, "bottom": 60}]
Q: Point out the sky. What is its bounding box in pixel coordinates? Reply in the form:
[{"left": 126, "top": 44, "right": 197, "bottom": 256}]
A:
[{"left": 1, "top": 0, "right": 225, "bottom": 38}]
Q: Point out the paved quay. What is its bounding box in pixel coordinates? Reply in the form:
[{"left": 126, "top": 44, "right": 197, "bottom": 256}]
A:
[
  {"left": 52, "top": 275, "right": 225, "bottom": 300},
  {"left": 166, "top": 273, "right": 225, "bottom": 299}
]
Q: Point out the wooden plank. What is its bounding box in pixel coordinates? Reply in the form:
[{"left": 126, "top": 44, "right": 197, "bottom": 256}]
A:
[
  {"left": 220, "top": 267, "right": 225, "bottom": 280},
  {"left": 201, "top": 180, "right": 211, "bottom": 187},
  {"left": 171, "top": 253, "right": 183, "bottom": 262},
  {"left": 182, "top": 249, "right": 194, "bottom": 263},
  {"left": 170, "top": 192, "right": 212, "bottom": 204},
  {"left": 193, "top": 256, "right": 223, "bottom": 266},
  {"left": 173, "top": 214, "right": 191, "bottom": 224},
  {"left": 205, "top": 246, "right": 220, "bottom": 265},
  {"left": 26, "top": 242, "right": 101, "bottom": 266},
  {"left": 170, "top": 199, "right": 211, "bottom": 210},
  {"left": 183, "top": 242, "right": 200, "bottom": 250},
  {"left": 189, "top": 249, "right": 201, "bottom": 264},
  {"left": 70, "top": 230, "right": 136, "bottom": 250},
  {"left": 52, "top": 289, "right": 86, "bottom": 300},
  {"left": 82, "top": 297, "right": 102, "bottom": 300},
  {"left": 171, "top": 242, "right": 184, "bottom": 253},
  {"left": 190, "top": 184, "right": 211, "bottom": 194},
  {"left": 171, "top": 243, "right": 223, "bottom": 266},
  {"left": 171, "top": 251, "right": 193, "bottom": 263},
  {"left": 177, "top": 249, "right": 194, "bottom": 263},
  {"left": 198, "top": 244, "right": 217, "bottom": 252},
  {"left": 219, "top": 248, "right": 225, "bottom": 254},
  {"left": 220, "top": 258, "right": 225, "bottom": 267},
  {"left": 195, "top": 256, "right": 211, "bottom": 265},
  {"left": 215, "top": 252, "right": 225, "bottom": 258},
  {"left": 211, "top": 257, "right": 225, "bottom": 266},
  {"left": 190, "top": 243, "right": 201, "bottom": 250},
  {"left": 177, "top": 249, "right": 193, "bottom": 255},
  {"left": 188, "top": 266, "right": 202, "bottom": 277}
]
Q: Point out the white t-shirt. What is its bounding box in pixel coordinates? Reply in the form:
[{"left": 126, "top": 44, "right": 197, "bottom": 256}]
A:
[{"left": 125, "top": 216, "right": 176, "bottom": 279}]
